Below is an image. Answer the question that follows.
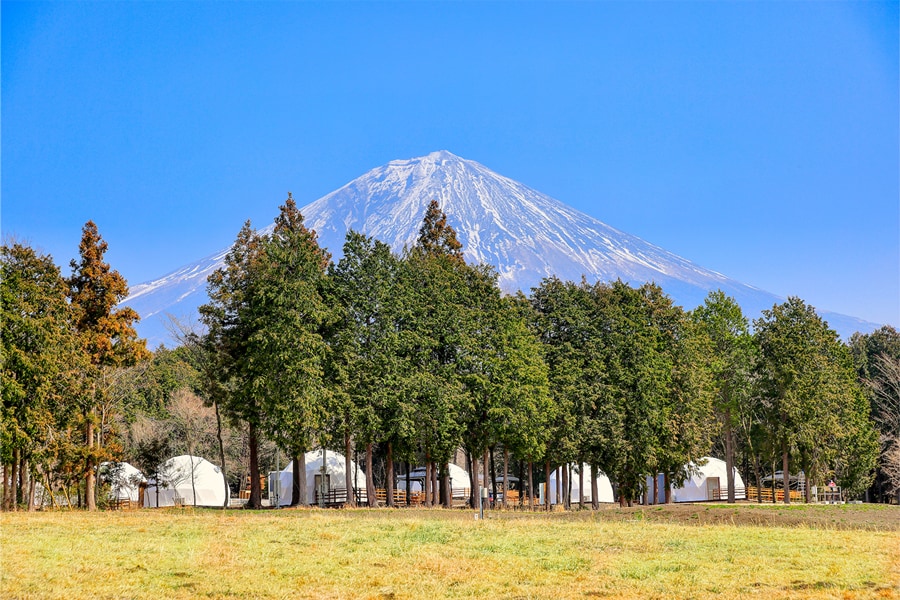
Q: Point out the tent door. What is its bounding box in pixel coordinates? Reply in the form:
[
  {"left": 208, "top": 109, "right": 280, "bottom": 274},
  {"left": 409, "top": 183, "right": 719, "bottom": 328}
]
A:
[
  {"left": 706, "top": 477, "right": 721, "bottom": 501},
  {"left": 315, "top": 474, "right": 331, "bottom": 499}
]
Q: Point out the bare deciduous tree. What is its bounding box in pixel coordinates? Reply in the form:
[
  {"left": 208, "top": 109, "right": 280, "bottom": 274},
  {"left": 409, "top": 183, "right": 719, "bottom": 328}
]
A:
[{"left": 869, "top": 355, "right": 900, "bottom": 502}]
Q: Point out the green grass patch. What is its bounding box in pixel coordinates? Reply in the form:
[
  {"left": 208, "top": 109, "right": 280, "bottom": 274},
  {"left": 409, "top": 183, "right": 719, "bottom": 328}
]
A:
[{"left": 1, "top": 507, "right": 898, "bottom": 599}]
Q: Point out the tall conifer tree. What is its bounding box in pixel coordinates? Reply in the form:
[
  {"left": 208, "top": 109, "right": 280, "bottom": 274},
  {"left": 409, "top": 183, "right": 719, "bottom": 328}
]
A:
[
  {"left": 1, "top": 243, "right": 83, "bottom": 510},
  {"left": 67, "top": 221, "right": 148, "bottom": 510}
]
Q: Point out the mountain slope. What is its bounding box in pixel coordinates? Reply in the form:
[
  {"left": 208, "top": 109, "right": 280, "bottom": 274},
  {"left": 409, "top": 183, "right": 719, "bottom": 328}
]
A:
[{"left": 124, "top": 150, "right": 879, "bottom": 345}]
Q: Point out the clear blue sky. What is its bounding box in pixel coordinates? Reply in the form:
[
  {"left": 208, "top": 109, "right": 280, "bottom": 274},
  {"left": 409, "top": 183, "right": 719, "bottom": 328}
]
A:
[{"left": 3, "top": 1, "right": 898, "bottom": 327}]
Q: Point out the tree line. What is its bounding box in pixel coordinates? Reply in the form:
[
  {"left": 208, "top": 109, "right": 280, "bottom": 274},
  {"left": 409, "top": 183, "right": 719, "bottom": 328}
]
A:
[{"left": 2, "top": 197, "right": 897, "bottom": 510}]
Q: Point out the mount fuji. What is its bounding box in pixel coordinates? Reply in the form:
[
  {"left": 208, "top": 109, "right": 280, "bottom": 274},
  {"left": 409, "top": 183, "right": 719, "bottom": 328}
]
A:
[{"left": 123, "top": 150, "right": 878, "bottom": 345}]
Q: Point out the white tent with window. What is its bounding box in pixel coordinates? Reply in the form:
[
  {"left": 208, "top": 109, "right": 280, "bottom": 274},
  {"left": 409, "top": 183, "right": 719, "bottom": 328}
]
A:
[
  {"left": 648, "top": 457, "right": 746, "bottom": 503},
  {"left": 270, "top": 449, "right": 366, "bottom": 506},
  {"left": 548, "top": 464, "right": 615, "bottom": 504},
  {"left": 144, "top": 455, "right": 229, "bottom": 508},
  {"left": 100, "top": 461, "right": 146, "bottom": 503}
]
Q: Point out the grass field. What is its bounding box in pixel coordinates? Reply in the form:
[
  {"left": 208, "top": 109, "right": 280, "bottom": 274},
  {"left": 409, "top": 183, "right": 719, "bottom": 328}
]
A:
[{"left": 1, "top": 504, "right": 898, "bottom": 599}]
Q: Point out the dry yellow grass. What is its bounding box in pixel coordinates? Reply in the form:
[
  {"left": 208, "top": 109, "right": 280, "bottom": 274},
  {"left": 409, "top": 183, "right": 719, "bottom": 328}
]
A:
[{"left": 1, "top": 507, "right": 898, "bottom": 599}]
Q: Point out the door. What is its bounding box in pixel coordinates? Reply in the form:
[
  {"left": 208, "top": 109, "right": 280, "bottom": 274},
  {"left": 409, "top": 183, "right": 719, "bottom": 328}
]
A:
[{"left": 706, "top": 477, "right": 721, "bottom": 501}]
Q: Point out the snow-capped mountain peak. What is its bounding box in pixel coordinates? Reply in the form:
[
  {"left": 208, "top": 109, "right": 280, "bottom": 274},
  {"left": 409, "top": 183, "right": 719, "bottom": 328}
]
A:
[{"left": 123, "top": 151, "right": 879, "bottom": 345}]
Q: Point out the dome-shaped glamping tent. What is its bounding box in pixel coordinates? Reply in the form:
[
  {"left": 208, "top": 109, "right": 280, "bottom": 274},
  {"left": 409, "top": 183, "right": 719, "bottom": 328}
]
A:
[
  {"left": 647, "top": 457, "right": 746, "bottom": 503},
  {"left": 270, "top": 449, "right": 366, "bottom": 506},
  {"left": 675, "top": 457, "right": 746, "bottom": 502},
  {"left": 99, "top": 461, "right": 146, "bottom": 504},
  {"left": 401, "top": 463, "right": 471, "bottom": 496},
  {"left": 548, "top": 464, "right": 615, "bottom": 505},
  {"left": 144, "top": 455, "right": 229, "bottom": 508}
]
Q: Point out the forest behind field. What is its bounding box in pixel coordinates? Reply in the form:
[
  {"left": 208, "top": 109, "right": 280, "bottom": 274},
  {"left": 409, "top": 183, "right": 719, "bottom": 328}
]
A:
[{"left": 3, "top": 199, "right": 899, "bottom": 512}]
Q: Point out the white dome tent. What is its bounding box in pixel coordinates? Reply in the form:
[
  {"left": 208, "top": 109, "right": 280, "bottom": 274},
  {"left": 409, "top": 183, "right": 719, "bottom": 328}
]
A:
[
  {"left": 548, "top": 464, "right": 615, "bottom": 505},
  {"left": 403, "top": 463, "right": 471, "bottom": 496},
  {"left": 99, "top": 461, "right": 145, "bottom": 503},
  {"left": 270, "top": 449, "right": 366, "bottom": 506},
  {"left": 144, "top": 455, "right": 229, "bottom": 508},
  {"left": 647, "top": 457, "right": 746, "bottom": 503}
]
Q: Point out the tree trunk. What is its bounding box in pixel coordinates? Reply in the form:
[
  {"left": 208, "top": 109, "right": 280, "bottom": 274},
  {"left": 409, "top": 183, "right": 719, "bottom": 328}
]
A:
[
  {"left": 247, "top": 421, "right": 262, "bottom": 509},
  {"left": 544, "top": 461, "right": 551, "bottom": 511},
  {"left": 664, "top": 472, "right": 672, "bottom": 504},
  {"left": 782, "top": 441, "right": 790, "bottom": 505},
  {"left": 725, "top": 409, "right": 735, "bottom": 503},
  {"left": 591, "top": 465, "right": 599, "bottom": 510},
  {"left": 62, "top": 479, "right": 72, "bottom": 510},
  {"left": 213, "top": 400, "right": 228, "bottom": 509},
  {"left": 405, "top": 461, "right": 411, "bottom": 507},
  {"left": 10, "top": 451, "right": 19, "bottom": 511},
  {"left": 561, "top": 465, "right": 568, "bottom": 510},
  {"left": 386, "top": 443, "right": 395, "bottom": 508},
  {"left": 291, "top": 454, "right": 301, "bottom": 506},
  {"left": 554, "top": 467, "right": 559, "bottom": 506},
  {"left": 483, "top": 449, "right": 490, "bottom": 510},
  {"left": 801, "top": 457, "right": 811, "bottom": 504},
  {"left": 527, "top": 461, "right": 534, "bottom": 510},
  {"left": 502, "top": 448, "right": 509, "bottom": 509},
  {"left": 2, "top": 463, "right": 8, "bottom": 511},
  {"left": 441, "top": 463, "right": 451, "bottom": 507},
  {"left": 299, "top": 451, "right": 308, "bottom": 506},
  {"left": 753, "top": 456, "right": 762, "bottom": 503},
  {"left": 579, "top": 463, "right": 584, "bottom": 509},
  {"left": 344, "top": 432, "right": 355, "bottom": 507},
  {"left": 366, "top": 443, "right": 376, "bottom": 507},
  {"left": 28, "top": 468, "right": 37, "bottom": 512},
  {"left": 20, "top": 457, "right": 29, "bottom": 509},
  {"left": 86, "top": 418, "right": 97, "bottom": 511},
  {"left": 519, "top": 460, "right": 526, "bottom": 508},
  {"left": 490, "top": 447, "right": 498, "bottom": 508},
  {"left": 469, "top": 452, "right": 478, "bottom": 508},
  {"left": 652, "top": 473, "right": 658, "bottom": 505},
  {"left": 424, "top": 459, "right": 432, "bottom": 507},
  {"left": 431, "top": 461, "right": 439, "bottom": 506},
  {"left": 189, "top": 454, "right": 198, "bottom": 507}
]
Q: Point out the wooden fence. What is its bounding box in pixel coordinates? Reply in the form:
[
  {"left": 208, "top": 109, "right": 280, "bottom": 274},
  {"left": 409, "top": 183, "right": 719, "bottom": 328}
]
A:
[{"left": 746, "top": 486, "right": 804, "bottom": 503}]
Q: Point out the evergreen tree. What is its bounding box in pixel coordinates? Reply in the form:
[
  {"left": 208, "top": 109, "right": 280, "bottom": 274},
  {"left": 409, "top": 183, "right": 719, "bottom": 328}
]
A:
[
  {"left": 596, "top": 281, "right": 680, "bottom": 505},
  {"left": 67, "top": 222, "right": 148, "bottom": 510},
  {"left": 258, "top": 195, "right": 332, "bottom": 507},
  {"left": 530, "top": 278, "right": 601, "bottom": 507},
  {"left": 202, "top": 196, "right": 333, "bottom": 509},
  {"left": 691, "top": 290, "right": 754, "bottom": 503},
  {"left": 755, "top": 297, "right": 877, "bottom": 502},
  {"left": 457, "top": 267, "right": 552, "bottom": 509},
  {"left": 1, "top": 243, "right": 83, "bottom": 510},
  {"left": 329, "top": 230, "right": 403, "bottom": 506},
  {"left": 397, "top": 249, "right": 467, "bottom": 505},
  {"left": 200, "top": 221, "right": 267, "bottom": 508},
  {"left": 415, "top": 200, "right": 464, "bottom": 263}
]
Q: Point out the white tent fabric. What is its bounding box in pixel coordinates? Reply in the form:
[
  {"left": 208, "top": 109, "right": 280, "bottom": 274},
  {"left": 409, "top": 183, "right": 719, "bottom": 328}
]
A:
[
  {"left": 272, "top": 449, "right": 366, "bottom": 506},
  {"left": 548, "top": 464, "right": 615, "bottom": 504},
  {"left": 144, "top": 455, "right": 229, "bottom": 508},
  {"left": 403, "top": 463, "right": 471, "bottom": 496},
  {"left": 647, "top": 457, "right": 746, "bottom": 503},
  {"left": 674, "top": 457, "right": 746, "bottom": 502},
  {"left": 100, "top": 461, "right": 145, "bottom": 502}
]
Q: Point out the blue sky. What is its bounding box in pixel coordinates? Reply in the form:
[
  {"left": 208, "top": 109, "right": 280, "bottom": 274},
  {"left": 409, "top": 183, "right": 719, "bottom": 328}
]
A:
[{"left": 3, "top": 1, "right": 898, "bottom": 327}]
